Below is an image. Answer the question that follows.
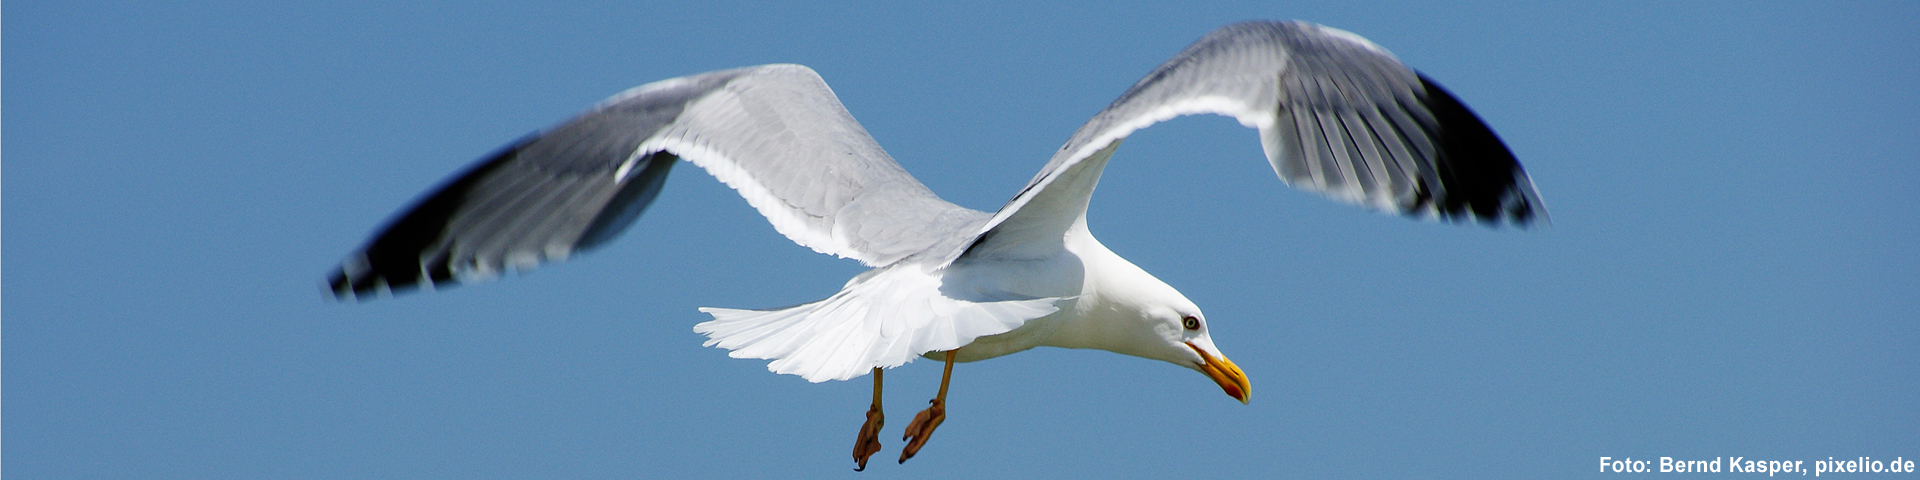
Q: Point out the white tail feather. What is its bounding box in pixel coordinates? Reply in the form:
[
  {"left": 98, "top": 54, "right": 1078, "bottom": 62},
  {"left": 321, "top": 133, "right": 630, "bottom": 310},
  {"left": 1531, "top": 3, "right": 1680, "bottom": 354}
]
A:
[{"left": 694, "top": 265, "right": 1062, "bottom": 382}]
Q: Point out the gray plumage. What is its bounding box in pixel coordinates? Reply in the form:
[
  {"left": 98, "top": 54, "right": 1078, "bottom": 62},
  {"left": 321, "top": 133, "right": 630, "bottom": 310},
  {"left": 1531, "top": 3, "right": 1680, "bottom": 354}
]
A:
[{"left": 328, "top": 65, "right": 987, "bottom": 300}]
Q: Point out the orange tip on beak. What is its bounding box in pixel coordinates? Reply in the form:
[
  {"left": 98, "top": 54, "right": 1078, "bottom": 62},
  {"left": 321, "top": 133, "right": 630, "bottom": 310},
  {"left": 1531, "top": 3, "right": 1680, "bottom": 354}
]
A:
[{"left": 1186, "top": 342, "right": 1250, "bottom": 404}]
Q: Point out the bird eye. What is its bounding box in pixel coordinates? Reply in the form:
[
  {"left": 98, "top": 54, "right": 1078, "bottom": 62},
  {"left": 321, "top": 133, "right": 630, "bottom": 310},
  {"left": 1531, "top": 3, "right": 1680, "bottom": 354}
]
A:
[{"left": 1181, "top": 315, "right": 1200, "bottom": 331}]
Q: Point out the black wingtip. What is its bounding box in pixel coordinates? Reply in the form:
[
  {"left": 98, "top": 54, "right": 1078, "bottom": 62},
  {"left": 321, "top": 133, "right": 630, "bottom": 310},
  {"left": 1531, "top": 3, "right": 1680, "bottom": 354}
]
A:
[
  {"left": 323, "top": 136, "right": 537, "bottom": 302},
  {"left": 1417, "top": 73, "right": 1547, "bottom": 227}
]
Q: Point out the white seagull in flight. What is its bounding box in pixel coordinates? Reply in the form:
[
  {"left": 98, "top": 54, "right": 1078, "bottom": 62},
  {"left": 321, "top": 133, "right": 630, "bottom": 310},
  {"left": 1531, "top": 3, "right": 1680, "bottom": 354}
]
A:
[{"left": 326, "top": 21, "right": 1545, "bottom": 469}]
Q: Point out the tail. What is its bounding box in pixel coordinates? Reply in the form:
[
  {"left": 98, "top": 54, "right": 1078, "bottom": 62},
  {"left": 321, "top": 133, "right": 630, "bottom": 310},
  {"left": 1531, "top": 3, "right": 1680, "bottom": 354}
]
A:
[{"left": 694, "top": 266, "right": 1062, "bottom": 382}]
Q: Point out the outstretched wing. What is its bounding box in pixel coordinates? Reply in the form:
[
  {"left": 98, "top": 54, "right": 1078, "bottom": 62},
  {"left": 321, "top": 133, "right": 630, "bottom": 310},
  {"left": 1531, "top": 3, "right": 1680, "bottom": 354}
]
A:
[
  {"left": 328, "top": 64, "right": 983, "bottom": 300},
  {"left": 958, "top": 21, "right": 1546, "bottom": 262}
]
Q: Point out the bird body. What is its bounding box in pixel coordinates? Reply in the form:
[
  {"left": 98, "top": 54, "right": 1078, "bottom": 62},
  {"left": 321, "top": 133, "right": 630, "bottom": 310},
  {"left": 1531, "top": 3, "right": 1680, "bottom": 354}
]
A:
[{"left": 693, "top": 141, "right": 1200, "bottom": 382}]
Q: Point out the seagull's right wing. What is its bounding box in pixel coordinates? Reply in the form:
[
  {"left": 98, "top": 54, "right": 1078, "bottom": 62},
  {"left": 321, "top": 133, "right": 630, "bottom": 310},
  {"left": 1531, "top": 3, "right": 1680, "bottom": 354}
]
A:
[
  {"left": 956, "top": 21, "right": 1546, "bottom": 264},
  {"left": 327, "top": 64, "right": 982, "bottom": 300}
]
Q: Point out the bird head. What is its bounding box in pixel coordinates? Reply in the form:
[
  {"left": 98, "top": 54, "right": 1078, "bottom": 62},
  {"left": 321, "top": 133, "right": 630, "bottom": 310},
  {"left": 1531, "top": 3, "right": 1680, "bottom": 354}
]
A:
[
  {"left": 1144, "top": 307, "right": 1251, "bottom": 404},
  {"left": 1088, "top": 289, "right": 1251, "bottom": 404},
  {"left": 1068, "top": 232, "right": 1251, "bottom": 404}
]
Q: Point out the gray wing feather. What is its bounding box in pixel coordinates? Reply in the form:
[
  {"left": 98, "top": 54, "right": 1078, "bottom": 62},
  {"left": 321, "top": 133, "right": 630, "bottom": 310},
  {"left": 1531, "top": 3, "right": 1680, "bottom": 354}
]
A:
[
  {"left": 957, "top": 21, "right": 1545, "bottom": 264},
  {"left": 328, "top": 65, "right": 982, "bottom": 300}
]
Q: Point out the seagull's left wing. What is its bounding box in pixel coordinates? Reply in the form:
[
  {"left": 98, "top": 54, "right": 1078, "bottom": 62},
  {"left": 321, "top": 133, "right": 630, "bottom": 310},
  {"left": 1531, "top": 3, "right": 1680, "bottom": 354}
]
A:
[
  {"left": 327, "top": 65, "right": 982, "bottom": 300},
  {"left": 958, "top": 21, "right": 1545, "bottom": 263}
]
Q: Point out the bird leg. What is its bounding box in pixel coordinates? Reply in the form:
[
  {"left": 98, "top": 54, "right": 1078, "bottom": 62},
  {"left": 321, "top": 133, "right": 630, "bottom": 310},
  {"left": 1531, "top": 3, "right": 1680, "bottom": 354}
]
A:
[
  {"left": 899, "top": 350, "right": 955, "bottom": 464},
  {"left": 852, "top": 367, "right": 885, "bottom": 471}
]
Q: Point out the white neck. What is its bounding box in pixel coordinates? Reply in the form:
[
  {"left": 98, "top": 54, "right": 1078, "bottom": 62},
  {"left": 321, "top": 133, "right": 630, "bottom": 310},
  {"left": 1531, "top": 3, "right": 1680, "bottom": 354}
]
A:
[{"left": 1039, "top": 218, "right": 1182, "bottom": 358}]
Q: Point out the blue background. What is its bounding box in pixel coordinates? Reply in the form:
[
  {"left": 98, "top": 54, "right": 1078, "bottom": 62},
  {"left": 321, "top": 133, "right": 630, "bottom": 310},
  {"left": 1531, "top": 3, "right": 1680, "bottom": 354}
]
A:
[{"left": 7, "top": 1, "right": 1915, "bottom": 477}]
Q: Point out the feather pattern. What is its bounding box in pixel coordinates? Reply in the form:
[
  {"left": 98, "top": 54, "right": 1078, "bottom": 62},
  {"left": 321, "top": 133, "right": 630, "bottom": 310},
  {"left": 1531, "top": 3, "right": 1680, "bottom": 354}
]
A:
[
  {"left": 327, "top": 65, "right": 983, "bottom": 300},
  {"left": 958, "top": 21, "right": 1545, "bottom": 265}
]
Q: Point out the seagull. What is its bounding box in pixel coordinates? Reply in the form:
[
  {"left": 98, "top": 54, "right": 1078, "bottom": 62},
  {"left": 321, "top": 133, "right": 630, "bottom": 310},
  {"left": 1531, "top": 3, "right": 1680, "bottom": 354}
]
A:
[{"left": 326, "top": 20, "right": 1544, "bottom": 469}]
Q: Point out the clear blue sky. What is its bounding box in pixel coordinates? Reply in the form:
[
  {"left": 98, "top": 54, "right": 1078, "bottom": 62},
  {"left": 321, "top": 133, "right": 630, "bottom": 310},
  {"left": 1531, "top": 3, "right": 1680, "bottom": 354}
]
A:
[{"left": 7, "top": 1, "right": 1915, "bottom": 478}]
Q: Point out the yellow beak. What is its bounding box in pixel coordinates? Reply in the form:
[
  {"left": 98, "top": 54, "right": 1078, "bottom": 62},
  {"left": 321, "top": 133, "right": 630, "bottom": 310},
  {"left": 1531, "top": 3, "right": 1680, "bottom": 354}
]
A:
[{"left": 1186, "top": 342, "right": 1250, "bottom": 404}]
